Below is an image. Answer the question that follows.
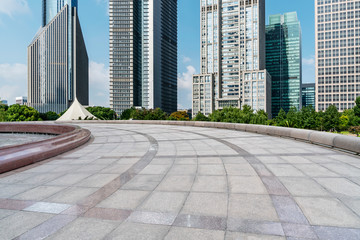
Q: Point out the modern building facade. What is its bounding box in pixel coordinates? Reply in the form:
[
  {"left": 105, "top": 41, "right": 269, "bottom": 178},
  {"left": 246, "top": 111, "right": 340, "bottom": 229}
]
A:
[
  {"left": 16, "top": 97, "right": 28, "bottom": 105},
  {"left": 193, "top": 0, "right": 271, "bottom": 117},
  {"left": 28, "top": 0, "right": 88, "bottom": 113},
  {"left": 315, "top": 0, "right": 360, "bottom": 112},
  {"left": 302, "top": 83, "right": 316, "bottom": 108},
  {"left": 266, "top": 12, "right": 302, "bottom": 116},
  {"left": 109, "top": 0, "right": 178, "bottom": 115}
]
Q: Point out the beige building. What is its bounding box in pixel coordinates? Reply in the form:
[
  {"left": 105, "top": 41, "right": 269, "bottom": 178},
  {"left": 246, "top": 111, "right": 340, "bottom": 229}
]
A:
[
  {"left": 192, "top": 0, "right": 271, "bottom": 117},
  {"left": 315, "top": 0, "right": 360, "bottom": 111}
]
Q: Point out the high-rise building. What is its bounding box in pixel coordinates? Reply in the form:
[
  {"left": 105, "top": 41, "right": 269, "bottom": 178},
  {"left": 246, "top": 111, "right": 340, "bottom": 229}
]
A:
[
  {"left": 109, "top": 0, "right": 178, "bottom": 115},
  {"left": 193, "top": 0, "right": 271, "bottom": 117},
  {"left": 28, "top": 0, "right": 88, "bottom": 114},
  {"left": 16, "top": 97, "right": 28, "bottom": 105},
  {"left": 302, "top": 83, "right": 316, "bottom": 108},
  {"left": 266, "top": 12, "right": 302, "bottom": 116},
  {"left": 315, "top": 0, "right": 360, "bottom": 112}
]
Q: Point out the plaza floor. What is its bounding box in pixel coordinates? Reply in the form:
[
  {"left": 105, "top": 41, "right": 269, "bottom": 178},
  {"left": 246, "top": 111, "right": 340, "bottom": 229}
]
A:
[{"left": 1, "top": 123, "right": 360, "bottom": 240}]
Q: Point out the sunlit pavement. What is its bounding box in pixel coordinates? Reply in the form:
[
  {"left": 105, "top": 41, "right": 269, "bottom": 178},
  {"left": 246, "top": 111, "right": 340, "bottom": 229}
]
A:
[{"left": 1, "top": 123, "right": 360, "bottom": 240}]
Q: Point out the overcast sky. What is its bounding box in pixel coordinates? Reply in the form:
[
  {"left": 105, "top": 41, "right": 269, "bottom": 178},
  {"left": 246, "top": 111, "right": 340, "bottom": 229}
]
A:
[{"left": 0, "top": 0, "right": 315, "bottom": 107}]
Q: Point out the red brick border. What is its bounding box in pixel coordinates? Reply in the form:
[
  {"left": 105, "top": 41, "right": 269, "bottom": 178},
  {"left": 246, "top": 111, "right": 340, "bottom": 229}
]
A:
[{"left": 0, "top": 123, "right": 91, "bottom": 173}]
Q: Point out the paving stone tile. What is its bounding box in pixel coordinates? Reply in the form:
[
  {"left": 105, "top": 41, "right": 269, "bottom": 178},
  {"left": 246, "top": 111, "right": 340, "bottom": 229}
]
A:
[
  {"left": 266, "top": 164, "right": 305, "bottom": 177},
  {"left": 294, "top": 164, "right": 338, "bottom": 177},
  {"left": 97, "top": 190, "right": 150, "bottom": 210},
  {"left": 156, "top": 175, "right": 194, "bottom": 192},
  {"left": 313, "top": 226, "right": 360, "bottom": 240},
  {"left": 139, "top": 164, "right": 171, "bottom": 175},
  {"left": 227, "top": 218, "right": 284, "bottom": 236},
  {"left": 221, "top": 156, "right": 247, "bottom": 164},
  {"left": 24, "top": 202, "right": 71, "bottom": 214},
  {"left": 198, "top": 157, "right": 223, "bottom": 164},
  {"left": 104, "top": 222, "right": 170, "bottom": 240},
  {"left": 164, "top": 227, "right": 225, "bottom": 240},
  {"left": 280, "top": 156, "right": 312, "bottom": 164},
  {"left": 198, "top": 165, "right": 226, "bottom": 176},
  {"left": 173, "top": 214, "right": 226, "bottom": 231},
  {"left": 0, "top": 184, "right": 36, "bottom": 198},
  {"left": 192, "top": 176, "right": 227, "bottom": 193},
  {"left": 174, "top": 158, "right": 197, "bottom": 165},
  {"left": 139, "top": 191, "right": 187, "bottom": 213},
  {"left": 129, "top": 211, "right": 177, "bottom": 225},
  {"left": 167, "top": 164, "right": 197, "bottom": 175},
  {"left": 0, "top": 209, "right": 16, "bottom": 220},
  {"left": 225, "top": 232, "right": 286, "bottom": 240},
  {"left": 224, "top": 164, "right": 258, "bottom": 176},
  {"left": 322, "top": 163, "right": 360, "bottom": 177},
  {"left": 316, "top": 177, "right": 360, "bottom": 197},
  {"left": 0, "top": 211, "right": 53, "bottom": 240},
  {"left": 75, "top": 174, "right": 119, "bottom": 188},
  {"left": 12, "top": 186, "right": 65, "bottom": 201},
  {"left": 45, "top": 173, "right": 92, "bottom": 186},
  {"left": 228, "top": 176, "right": 267, "bottom": 194},
  {"left": 295, "top": 197, "right": 360, "bottom": 228},
  {"left": 100, "top": 164, "right": 132, "bottom": 174},
  {"left": 282, "top": 223, "right": 317, "bottom": 239},
  {"left": 83, "top": 208, "right": 131, "bottom": 221},
  {"left": 46, "top": 187, "right": 99, "bottom": 204},
  {"left": 228, "top": 194, "right": 279, "bottom": 222},
  {"left": 279, "top": 177, "right": 330, "bottom": 197},
  {"left": 15, "top": 214, "right": 77, "bottom": 240},
  {"left": 48, "top": 217, "right": 118, "bottom": 240},
  {"left": 181, "top": 192, "right": 228, "bottom": 217},
  {"left": 271, "top": 196, "right": 308, "bottom": 224}
]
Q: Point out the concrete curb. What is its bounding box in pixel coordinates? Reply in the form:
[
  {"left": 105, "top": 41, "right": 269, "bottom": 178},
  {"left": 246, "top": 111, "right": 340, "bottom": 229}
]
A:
[{"left": 66, "top": 120, "right": 360, "bottom": 155}]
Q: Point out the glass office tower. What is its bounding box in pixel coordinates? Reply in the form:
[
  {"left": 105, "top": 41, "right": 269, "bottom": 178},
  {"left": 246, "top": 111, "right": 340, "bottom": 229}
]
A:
[
  {"left": 193, "top": 0, "right": 272, "bottom": 117},
  {"left": 266, "top": 12, "right": 302, "bottom": 116},
  {"left": 302, "top": 83, "right": 316, "bottom": 108},
  {"left": 109, "top": 0, "right": 178, "bottom": 115},
  {"left": 315, "top": 0, "right": 360, "bottom": 111},
  {"left": 28, "top": 0, "right": 88, "bottom": 113}
]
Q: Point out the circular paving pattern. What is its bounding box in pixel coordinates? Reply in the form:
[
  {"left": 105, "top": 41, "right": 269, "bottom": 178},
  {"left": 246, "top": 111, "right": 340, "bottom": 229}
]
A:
[{"left": 0, "top": 123, "right": 360, "bottom": 240}]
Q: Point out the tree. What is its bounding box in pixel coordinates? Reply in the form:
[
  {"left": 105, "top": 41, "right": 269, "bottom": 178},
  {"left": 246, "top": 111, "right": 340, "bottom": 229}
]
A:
[
  {"left": 0, "top": 101, "right": 7, "bottom": 122},
  {"left": 86, "top": 106, "right": 117, "bottom": 120},
  {"left": 40, "top": 111, "right": 60, "bottom": 121},
  {"left": 250, "top": 110, "right": 268, "bottom": 125},
  {"left": 120, "top": 108, "right": 135, "bottom": 120},
  {"left": 168, "top": 111, "right": 190, "bottom": 121},
  {"left": 6, "top": 104, "right": 41, "bottom": 122},
  {"left": 339, "top": 115, "right": 350, "bottom": 131},
  {"left": 275, "top": 108, "right": 287, "bottom": 126},
  {"left": 353, "top": 96, "right": 360, "bottom": 126},
  {"left": 299, "top": 106, "right": 318, "bottom": 130},
  {"left": 132, "top": 108, "right": 168, "bottom": 120},
  {"left": 323, "top": 105, "right": 340, "bottom": 131},
  {"left": 193, "top": 112, "right": 209, "bottom": 121}
]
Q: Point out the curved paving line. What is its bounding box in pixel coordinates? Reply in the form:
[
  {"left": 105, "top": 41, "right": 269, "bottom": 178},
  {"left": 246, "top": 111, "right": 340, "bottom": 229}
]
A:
[
  {"left": 66, "top": 128, "right": 159, "bottom": 214},
  {"left": 181, "top": 129, "right": 319, "bottom": 239}
]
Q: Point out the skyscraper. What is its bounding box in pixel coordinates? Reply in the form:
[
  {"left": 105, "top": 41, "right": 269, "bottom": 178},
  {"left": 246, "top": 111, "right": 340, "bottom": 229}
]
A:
[
  {"left": 266, "top": 12, "right": 302, "bottom": 116},
  {"left": 28, "top": 0, "right": 88, "bottom": 114},
  {"left": 315, "top": 0, "right": 360, "bottom": 112},
  {"left": 109, "top": 0, "right": 178, "bottom": 115},
  {"left": 302, "top": 83, "right": 316, "bottom": 108},
  {"left": 193, "top": 0, "right": 272, "bottom": 117}
]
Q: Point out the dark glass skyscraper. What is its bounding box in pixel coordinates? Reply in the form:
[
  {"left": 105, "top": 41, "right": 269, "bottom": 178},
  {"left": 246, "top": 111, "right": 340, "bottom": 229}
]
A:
[
  {"left": 302, "top": 83, "right": 316, "bottom": 108},
  {"left": 109, "top": 0, "right": 178, "bottom": 115},
  {"left": 28, "top": 0, "right": 88, "bottom": 113},
  {"left": 266, "top": 12, "right": 302, "bottom": 116}
]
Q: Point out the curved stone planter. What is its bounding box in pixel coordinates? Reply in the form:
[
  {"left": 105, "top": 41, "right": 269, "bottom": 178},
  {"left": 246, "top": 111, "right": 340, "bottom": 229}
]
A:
[
  {"left": 68, "top": 120, "right": 360, "bottom": 155},
  {"left": 0, "top": 123, "right": 91, "bottom": 173}
]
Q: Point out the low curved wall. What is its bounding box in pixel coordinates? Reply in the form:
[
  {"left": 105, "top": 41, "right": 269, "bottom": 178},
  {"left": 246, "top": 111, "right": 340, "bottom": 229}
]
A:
[
  {"left": 0, "top": 123, "right": 91, "bottom": 173},
  {"left": 69, "top": 120, "right": 360, "bottom": 155}
]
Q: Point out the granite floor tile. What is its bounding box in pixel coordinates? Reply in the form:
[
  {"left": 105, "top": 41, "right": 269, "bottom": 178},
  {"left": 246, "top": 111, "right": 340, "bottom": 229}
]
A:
[
  {"left": 315, "top": 177, "right": 360, "bottom": 197},
  {"left": 181, "top": 192, "right": 228, "bottom": 217},
  {"left": 12, "top": 186, "right": 65, "bottom": 201},
  {"left": 0, "top": 211, "right": 53, "bottom": 240},
  {"left": 164, "top": 227, "right": 225, "bottom": 240},
  {"left": 279, "top": 177, "right": 330, "bottom": 197},
  {"left": 97, "top": 190, "right": 150, "bottom": 210},
  {"left": 228, "top": 194, "right": 279, "bottom": 222},
  {"left": 156, "top": 175, "right": 194, "bottom": 192},
  {"left": 225, "top": 231, "right": 286, "bottom": 240},
  {"left": 198, "top": 165, "right": 226, "bottom": 176},
  {"left": 104, "top": 222, "right": 170, "bottom": 240},
  {"left": 295, "top": 197, "right": 360, "bottom": 228},
  {"left": 192, "top": 176, "right": 227, "bottom": 193},
  {"left": 139, "top": 191, "right": 187, "bottom": 213},
  {"left": 47, "top": 217, "right": 118, "bottom": 240},
  {"left": 228, "top": 176, "right": 267, "bottom": 194}
]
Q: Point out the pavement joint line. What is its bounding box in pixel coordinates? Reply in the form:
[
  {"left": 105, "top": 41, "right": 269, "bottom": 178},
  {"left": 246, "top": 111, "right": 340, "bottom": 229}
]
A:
[{"left": 180, "top": 129, "right": 318, "bottom": 239}]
